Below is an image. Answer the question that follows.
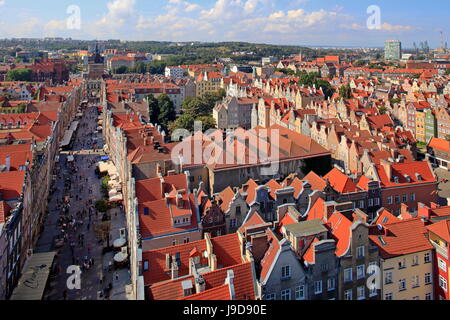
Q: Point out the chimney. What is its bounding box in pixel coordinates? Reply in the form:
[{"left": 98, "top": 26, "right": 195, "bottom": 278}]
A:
[
  {"left": 224, "top": 270, "right": 236, "bottom": 300},
  {"left": 5, "top": 156, "right": 10, "bottom": 172},
  {"left": 171, "top": 258, "right": 179, "bottom": 279},
  {"left": 194, "top": 275, "right": 206, "bottom": 294},
  {"left": 417, "top": 203, "right": 431, "bottom": 219},
  {"left": 380, "top": 159, "right": 392, "bottom": 182}
]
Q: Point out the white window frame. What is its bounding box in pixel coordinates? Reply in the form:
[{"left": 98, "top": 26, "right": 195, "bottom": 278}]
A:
[
  {"left": 425, "top": 273, "right": 432, "bottom": 285},
  {"left": 399, "top": 279, "right": 406, "bottom": 291},
  {"left": 357, "top": 265, "right": 365, "bottom": 280},
  {"left": 385, "top": 293, "right": 393, "bottom": 300},
  {"left": 281, "top": 288, "right": 291, "bottom": 300},
  {"left": 281, "top": 265, "right": 291, "bottom": 279},
  {"left": 357, "top": 286, "right": 366, "bottom": 300},
  {"left": 344, "top": 268, "right": 353, "bottom": 282},
  {"left": 314, "top": 280, "right": 323, "bottom": 294},
  {"left": 327, "top": 278, "right": 335, "bottom": 291},
  {"left": 438, "top": 258, "right": 446, "bottom": 272},
  {"left": 344, "top": 289, "right": 353, "bottom": 300},
  {"left": 424, "top": 252, "right": 431, "bottom": 263},
  {"left": 385, "top": 271, "right": 393, "bottom": 284},
  {"left": 439, "top": 275, "right": 448, "bottom": 292},
  {"left": 295, "top": 285, "right": 305, "bottom": 300},
  {"left": 356, "top": 246, "right": 365, "bottom": 258}
]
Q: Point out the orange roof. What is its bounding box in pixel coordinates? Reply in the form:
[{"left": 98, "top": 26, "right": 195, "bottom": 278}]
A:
[
  {"left": 369, "top": 218, "right": 433, "bottom": 258},
  {"left": 238, "top": 211, "right": 269, "bottom": 234},
  {"left": 303, "top": 237, "right": 320, "bottom": 264},
  {"left": 210, "top": 233, "right": 243, "bottom": 267},
  {"left": 375, "top": 161, "right": 436, "bottom": 188},
  {"left": 428, "top": 137, "right": 450, "bottom": 154},
  {"left": 306, "top": 197, "right": 326, "bottom": 221},
  {"left": 327, "top": 211, "right": 353, "bottom": 257},
  {"left": 0, "top": 171, "right": 25, "bottom": 200},
  {"left": 259, "top": 229, "right": 281, "bottom": 282},
  {"left": 241, "top": 179, "right": 259, "bottom": 205},
  {"left": 265, "top": 179, "right": 282, "bottom": 200},
  {"left": 373, "top": 209, "right": 400, "bottom": 225},
  {"left": 218, "top": 187, "right": 235, "bottom": 213},
  {"left": 202, "top": 262, "right": 256, "bottom": 300},
  {"left": 303, "top": 171, "right": 327, "bottom": 191},
  {"left": 427, "top": 220, "right": 450, "bottom": 242},
  {"left": 324, "top": 168, "right": 359, "bottom": 194},
  {"left": 179, "top": 284, "right": 231, "bottom": 300}
]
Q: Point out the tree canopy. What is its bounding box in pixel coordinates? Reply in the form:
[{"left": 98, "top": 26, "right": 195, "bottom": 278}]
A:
[{"left": 6, "top": 68, "right": 33, "bottom": 81}]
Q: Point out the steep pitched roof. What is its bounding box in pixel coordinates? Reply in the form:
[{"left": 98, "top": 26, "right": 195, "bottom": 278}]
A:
[
  {"left": 427, "top": 220, "right": 450, "bottom": 242},
  {"left": 324, "top": 168, "right": 359, "bottom": 194},
  {"left": 259, "top": 229, "right": 281, "bottom": 283},
  {"left": 303, "top": 171, "right": 327, "bottom": 191},
  {"left": 327, "top": 211, "right": 354, "bottom": 257}
]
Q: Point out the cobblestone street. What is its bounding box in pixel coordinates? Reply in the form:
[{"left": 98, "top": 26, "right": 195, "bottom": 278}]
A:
[{"left": 35, "top": 105, "right": 131, "bottom": 300}]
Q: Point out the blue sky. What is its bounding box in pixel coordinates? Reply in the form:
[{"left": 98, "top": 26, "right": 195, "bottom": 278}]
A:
[{"left": 0, "top": 0, "right": 448, "bottom": 48}]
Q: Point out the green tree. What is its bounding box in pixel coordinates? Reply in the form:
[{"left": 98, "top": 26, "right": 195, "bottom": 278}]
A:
[
  {"left": 445, "top": 69, "right": 450, "bottom": 75},
  {"left": 196, "top": 115, "right": 216, "bottom": 131},
  {"left": 6, "top": 68, "right": 33, "bottom": 81},
  {"left": 181, "top": 97, "right": 210, "bottom": 117},
  {"left": 379, "top": 105, "right": 388, "bottom": 115},
  {"left": 146, "top": 94, "right": 159, "bottom": 124},
  {"left": 169, "top": 113, "right": 196, "bottom": 134},
  {"left": 157, "top": 94, "right": 176, "bottom": 128},
  {"left": 134, "top": 61, "right": 147, "bottom": 74},
  {"left": 339, "top": 84, "right": 352, "bottom": 99},
  {"left": 316, "top": 79, "right": 334, "bottom": 99},
  {"left": 114, "top": 66, "right": 129, "bottom": 74}
]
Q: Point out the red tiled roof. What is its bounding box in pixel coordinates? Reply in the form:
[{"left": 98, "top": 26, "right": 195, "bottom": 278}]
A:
[
  {"left": 303, "top": 237, "right": 320, "bottom": 264},
  {"left": 327, "top": 211, "right": 353, "bottom": 257},
  {"left": 306, "top": 197, "right": 326, "bottom": 221},
  {"left": 375, "top": 161, "right": 436, "bottom": 188},
  {"left": 202, "top": 262, "right": 256, "bottom": 300},
  {"left": 265, "top": 179, "right": 282, "bottom": 200},
  {"left": 210, "top": 233, "right": 243, "bottom": 268},
  {"left": 428, "top": 137, "right": 450, "bottom": 154},
  {"left": 369, "top": 218, "right": 433, "bottom": 258},
  {"left": 143, "top": 239, "right": 208, "bottom": 285},
  {"left": 0, "top": 171, "right": 25, "bottom": 200},
  {"left": 427, "top": 220, "right": 450, "bottom": 242},
  {"left": 324, "top": 168, "right": 359, "bottom": 194},
  {"left": 218, "top": 187, "right": 235, "bottom": 213},
  {"left": 179, "top": 284, "right": 231, "bottom": 300},
  {"left": 373, "top": 209, "right": 400, "bottom": 225},
  {"left": 303, "top": 171, "right": 327, "bottom": 191},
  {"left": 260, "top": 229, "right": 281, "bottom": 282}
]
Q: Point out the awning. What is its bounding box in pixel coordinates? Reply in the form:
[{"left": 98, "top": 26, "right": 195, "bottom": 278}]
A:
[
  {"left": 110, "top": 193, "right": 123, "bottom": 202},
  {"left": 60, "top": 130, "right": 74, "bottom": 148},
  {"left": 97, "top": 126, "right": 103, "bottom": 131},
  {"left": 113, "top": 238, "right": 127, "bottom": 248},
  {"left": 76, "top": 113, "right": 83, "bottom": 117},
  {"left": 101, "top": 156, "right": 110, "bottom": 161},
  {"left": 10, "top": 252, "right": 56, "bottom": 300},
  {"left": 98, "top": 120, "right": 103, "bottom": 125},
  {"left": 114, "top": 252, "right": 128, "bottom": 263},
  {"left": 69, "top": 121, "right": 79, "bottom": 132},
  {"left": 67, "top": 155, "right": 75, "bottom": 162}
]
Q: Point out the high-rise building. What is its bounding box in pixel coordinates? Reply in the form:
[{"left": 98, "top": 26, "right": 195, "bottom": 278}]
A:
[{"left": 385, "top": 40, "right": 402, "bottom": 61}]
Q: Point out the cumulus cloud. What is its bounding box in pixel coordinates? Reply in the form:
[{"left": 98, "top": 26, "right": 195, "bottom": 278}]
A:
[{"left": 98, "top": 0, "right": 136, "bottom": 27}]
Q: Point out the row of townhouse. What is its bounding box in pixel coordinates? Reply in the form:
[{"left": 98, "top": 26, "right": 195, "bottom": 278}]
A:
[{"left": 0, "top": 82, "right": 82, "bottom": 299}]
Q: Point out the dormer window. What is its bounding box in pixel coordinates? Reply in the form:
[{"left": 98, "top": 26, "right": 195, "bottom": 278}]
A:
[{"left": 393, "top": 176, "right": 399, "bottom": 184}]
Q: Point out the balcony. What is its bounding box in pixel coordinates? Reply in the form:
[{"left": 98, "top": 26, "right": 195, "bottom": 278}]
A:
[{"left": 430, "top": 240, "right": 449, "bottom": 260}]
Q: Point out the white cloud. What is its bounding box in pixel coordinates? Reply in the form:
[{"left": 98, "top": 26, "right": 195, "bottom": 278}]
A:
[
  {"left": 98, "top": 0, "right": 136, "bottom": 27},
  {"left": 0, "top": 1, "right": 6, "bottom": 7}
]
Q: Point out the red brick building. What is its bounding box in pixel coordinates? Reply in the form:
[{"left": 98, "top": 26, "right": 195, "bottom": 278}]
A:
[{"left": 366, "top": 160, "right": 438, "bottom": 215}]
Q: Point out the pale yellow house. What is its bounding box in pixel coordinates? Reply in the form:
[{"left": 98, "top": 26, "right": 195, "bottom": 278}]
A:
[
  {"left": 370, "top": 218, "right": 435, "bottom": 300},
  {"left": 195, "top": 71, "right": 223, "bottom": 98},
  {"left": 415, "top": 109, "right": 426, "bottom": 143}
]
